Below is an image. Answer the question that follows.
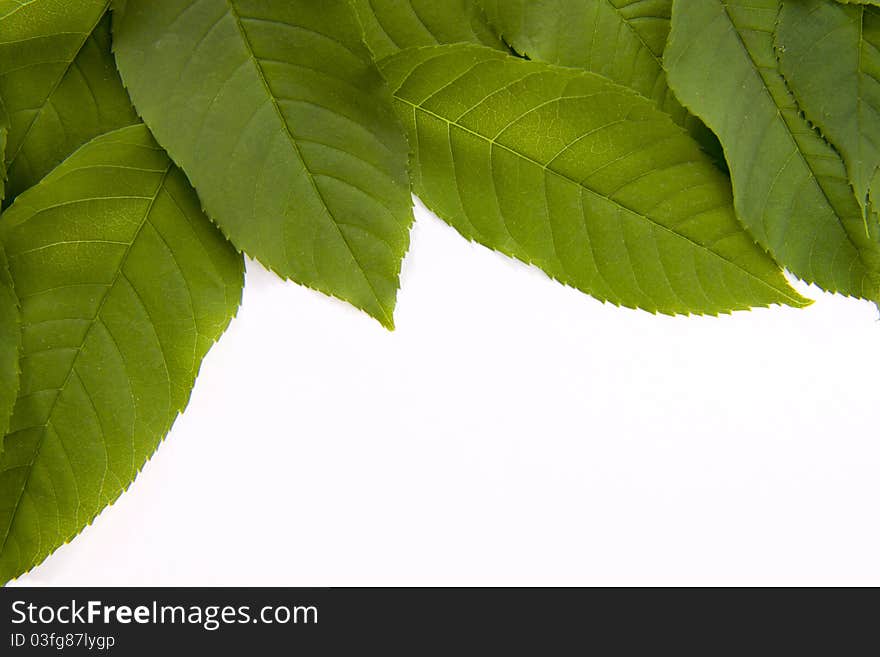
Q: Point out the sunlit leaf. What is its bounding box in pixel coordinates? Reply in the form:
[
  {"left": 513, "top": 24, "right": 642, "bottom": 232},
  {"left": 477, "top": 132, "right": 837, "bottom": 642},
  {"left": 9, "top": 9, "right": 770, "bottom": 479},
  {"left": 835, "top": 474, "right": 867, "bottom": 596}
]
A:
[
  {"left": 0, "top": 125, "right": 244, "bottom": 584},
  {"left": 381, "top": 44, "right": 809, "bottom": 315}
]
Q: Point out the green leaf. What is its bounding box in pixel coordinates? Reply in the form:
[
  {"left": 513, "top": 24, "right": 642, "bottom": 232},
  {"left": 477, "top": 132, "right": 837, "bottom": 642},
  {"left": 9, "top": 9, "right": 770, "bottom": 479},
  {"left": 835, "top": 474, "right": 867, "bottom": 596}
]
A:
[
  {"left": 380, "top": 44, "right": 809, "bottom": 315},
  {"left": 777, "top": 0, "right": 880, "bottom": 219},
  {"left": 0, "top": 245, "right": 19, "bottom": 459},
  {"left": 113, "top": 0, "right": 413, "bottom": 328},
  {"left": 0, "top": 124, "right": 244, "bottom": 585},
  {"left": 475, "top": 0, "right": 724, "bottom": 163},
  {"left": 665, "top": 0, "right": 880, "bottom": 300},
  {"left": 0, "top": 2, "right": 138, "bottom": 204},
  {"left": 476, "top": 1, "right": 685, "bottom": 123},
  {"left": 351, "top": 0, "right": 505, "bottom": 60}
]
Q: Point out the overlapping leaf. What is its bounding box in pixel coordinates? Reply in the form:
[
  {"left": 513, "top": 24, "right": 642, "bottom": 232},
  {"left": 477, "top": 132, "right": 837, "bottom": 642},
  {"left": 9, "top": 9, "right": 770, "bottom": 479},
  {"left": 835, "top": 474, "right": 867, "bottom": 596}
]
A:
[
  {"left": 476, "top": 1, "right": 685, "bottom": 123},
  {"left": 351, "top": 0, "right": 505, "bottom": 60},
  {"left": 475, "top": 0, "right": 722, "bottom": 162},
  {"left": 380, "top": 44, "right": 809, "bottom": 315},
  {"left": 777, "top": 0, "right": 880, "bottom": 219},
  {"left": 0, "top": 124, "right": 244, "bottom": 585},
  {"left": 113, "top": 0, "right": 413, "bottom": 328},
  {"left": 0, "top": 1, "right": 138, "bottom": 204},
  {"left": 665, "top": 0, "right": 880, "bottom": 300}
]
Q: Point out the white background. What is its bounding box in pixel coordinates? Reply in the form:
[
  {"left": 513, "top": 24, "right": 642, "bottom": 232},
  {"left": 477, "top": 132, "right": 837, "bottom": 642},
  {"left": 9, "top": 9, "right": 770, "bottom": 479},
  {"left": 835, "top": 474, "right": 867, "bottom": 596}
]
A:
[{"left": 10, "top": 199, "right": 880, "bottom": 587}]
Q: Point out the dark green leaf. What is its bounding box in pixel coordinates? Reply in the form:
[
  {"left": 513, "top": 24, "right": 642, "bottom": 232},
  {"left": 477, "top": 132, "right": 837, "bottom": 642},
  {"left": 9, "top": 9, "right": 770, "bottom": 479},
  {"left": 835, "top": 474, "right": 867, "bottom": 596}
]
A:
[
  {"left": 777, "top": 0, "right": 880, "bottom": 219},
  {"left": 665, "top": 0, "right": 880, "bottom": 299},
  {"left": 113, "top": 0, "right": 413, "bottom": 328}
]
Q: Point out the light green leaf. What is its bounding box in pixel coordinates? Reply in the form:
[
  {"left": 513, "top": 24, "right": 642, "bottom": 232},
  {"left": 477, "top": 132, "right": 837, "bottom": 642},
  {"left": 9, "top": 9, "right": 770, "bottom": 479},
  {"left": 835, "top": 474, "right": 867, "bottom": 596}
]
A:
[
  {"left": 380, "top": 44, "right": 809, "bottom": 315},
  {"left": 665, "top": 0, "right": 880, "bottom": 299},
  {"left": 0, "top": 245, "right": 19, "bottom": 459},
  {"left": 0, "top": 124, "right": 244, "bottom": 585},
  {"left": 777, "top": 0, "right": 880, "bottom": 219},
  {"left": 351, "top": 0, "right": 505, "bottom": 60},
  {"left": 0, "top": 2, "right": 138, "bottom": 204},
  {"left": 113, "top": 0, "right": 413, "bottom": 328}
]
